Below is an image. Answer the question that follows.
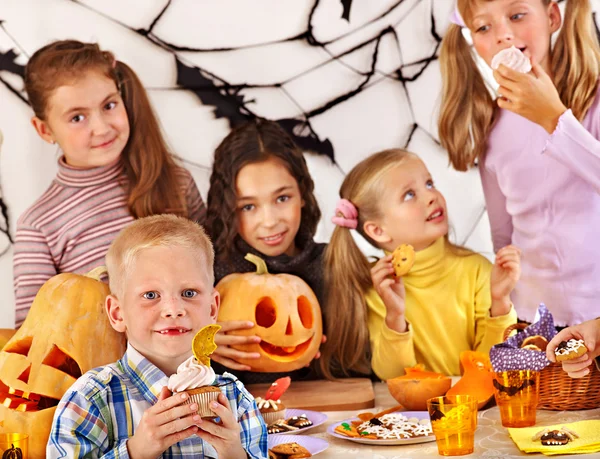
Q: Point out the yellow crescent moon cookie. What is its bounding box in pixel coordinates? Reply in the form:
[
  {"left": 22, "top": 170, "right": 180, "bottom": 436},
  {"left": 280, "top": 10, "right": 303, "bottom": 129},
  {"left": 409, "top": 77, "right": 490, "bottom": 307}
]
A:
[
  {"left": 192, "top": 324, "right": 222, "bottom": 367},
  {"left": 392, "top": 244, "right": 415, "bottom": 277}
]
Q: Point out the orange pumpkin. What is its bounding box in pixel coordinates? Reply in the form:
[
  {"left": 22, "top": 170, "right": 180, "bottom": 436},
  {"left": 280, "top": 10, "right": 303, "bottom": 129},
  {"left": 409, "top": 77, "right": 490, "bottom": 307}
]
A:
[
  {"left": 446, "top": 351, "right": 495, "bottom": 409},
  {"left": 387, "top": 364, "right": 452, "bottom": 410},
  {"left": 0, "top": 330, "right": 16, "bottom": 351},
  {"left": 0, "top": 267, "right": 126, "bottom": 458},
  {"left": 216, "top": 254, "right": 322, "bottom": 372}
]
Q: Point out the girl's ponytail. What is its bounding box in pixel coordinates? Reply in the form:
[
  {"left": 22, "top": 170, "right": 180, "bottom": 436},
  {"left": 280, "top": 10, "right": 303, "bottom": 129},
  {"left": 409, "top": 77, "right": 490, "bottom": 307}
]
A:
[
  {"left": 116, "top": 62, "right": 187, "bottom": 218},
  {"left": 438, "top": 24, "right": 496, "bottom": 171},
  {"left": 552, "top": 0, "right": 600, "bottom": 121},
  {"left": 320, "top": 225, "right": 373, "bottom": 379}
]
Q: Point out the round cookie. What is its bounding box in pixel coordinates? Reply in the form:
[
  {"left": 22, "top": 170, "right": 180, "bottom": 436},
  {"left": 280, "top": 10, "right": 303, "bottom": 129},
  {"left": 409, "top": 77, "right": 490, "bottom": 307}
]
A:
[
  {"left": 392, "top": 244, "right": 415, "bottom": 277},
  {"left": 521, "top": 335, "right": 548, "bottom": 352},
  {"left": 555, "top": 339, "right": 588, "bottom": 362}
]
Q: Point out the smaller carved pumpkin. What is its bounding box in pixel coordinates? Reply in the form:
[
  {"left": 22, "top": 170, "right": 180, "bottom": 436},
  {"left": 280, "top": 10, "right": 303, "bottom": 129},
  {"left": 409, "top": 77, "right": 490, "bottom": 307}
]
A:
[
  {"left": 216, "top": 254, "right": 322, "bottom": 373},
  {"left": 387, "top": 364, "right": 451, "bottom": 411},
  {"left": 446, "top": 351, "right": 495, "bottom": 409}
]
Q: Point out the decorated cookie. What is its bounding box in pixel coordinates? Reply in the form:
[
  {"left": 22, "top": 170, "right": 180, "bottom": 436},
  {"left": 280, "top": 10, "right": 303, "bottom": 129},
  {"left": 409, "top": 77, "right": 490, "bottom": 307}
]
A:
[
  {"left": 392, "top": 244, "right": 415, "bottom": 277},
  {"left": 286, "top": 414, "right": 313, "bottom": 428},
  {"left": 555, "top": 339, "right": 588, "bottom": 362},
  {"left": 532, "top": 427, "right": 579, "bottom": 446},
  {"left": 521, "top": 335, "right": 548, "bottom": 352},
  {"left": 191, "top": 324, "right": 221, "bottom": 366},
  {"left": 491, "top": 45, "right": 532, "bottom": 73}
]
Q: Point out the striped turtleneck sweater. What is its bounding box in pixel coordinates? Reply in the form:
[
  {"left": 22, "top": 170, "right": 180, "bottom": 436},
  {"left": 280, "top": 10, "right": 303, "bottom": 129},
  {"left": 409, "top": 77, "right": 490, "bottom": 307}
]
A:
[{"left": 13, "top": 156, "right": 205, "bottom": 327}]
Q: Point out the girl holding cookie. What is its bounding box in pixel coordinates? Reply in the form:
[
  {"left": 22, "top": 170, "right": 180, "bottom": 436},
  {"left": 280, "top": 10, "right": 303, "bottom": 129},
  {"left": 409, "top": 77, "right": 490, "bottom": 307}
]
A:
[
  {"left": 323, "top": 149, "right": 519, "bottom": 379},
  {"left": 439, "top": 0, "right": 600, "bottom": 327}
]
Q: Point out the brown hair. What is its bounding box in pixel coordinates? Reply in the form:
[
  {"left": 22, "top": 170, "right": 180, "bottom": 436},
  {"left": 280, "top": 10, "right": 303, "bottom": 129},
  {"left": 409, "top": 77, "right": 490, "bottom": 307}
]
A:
[
  {"left": 205, "top": 118, "right": 321, "bottom": 259},
  {"left": 24, "top": 40, "right": 187, "bottom": 218},
  {"left": 439, "top": 0, "right": 600, "bottom": 171},
  {"left": 106, "top": 214, "right": 214, "bottom": 299}
]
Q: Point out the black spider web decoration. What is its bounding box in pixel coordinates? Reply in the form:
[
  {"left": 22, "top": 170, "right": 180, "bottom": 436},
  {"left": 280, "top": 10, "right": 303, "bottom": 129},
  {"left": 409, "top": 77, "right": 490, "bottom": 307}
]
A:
[{"left": 0, "top": 0, "right": 597, "bottom": 249}]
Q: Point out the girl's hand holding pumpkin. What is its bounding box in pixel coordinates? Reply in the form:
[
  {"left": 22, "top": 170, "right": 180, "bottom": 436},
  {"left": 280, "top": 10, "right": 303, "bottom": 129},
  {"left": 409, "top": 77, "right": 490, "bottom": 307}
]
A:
[
  {"left": 127, "top": 387, "right": 200, "bottom": 459},
  {"left": 213, "top": 320, "right": 262, "bottom": 371},
  {"left": 370, "top": 255, "right": 407, "bottom": 333},
  {"left": 195, "top": 393, "right": 247, "bottom": 459},
  {"left": 490, "top": 245, "right": 521, "bottom": 317},
  {"left": 547, "top": 319, "right": 600, "bottom": 378},
  {"left": 493, "top": 63, "right": 567, "bottom": 134}
]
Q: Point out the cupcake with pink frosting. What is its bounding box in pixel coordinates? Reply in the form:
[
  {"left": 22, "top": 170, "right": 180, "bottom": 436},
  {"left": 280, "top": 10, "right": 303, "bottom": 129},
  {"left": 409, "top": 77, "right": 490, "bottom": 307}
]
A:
[{"left": 168, "top": 324, "right": 222, "bottom": 418}]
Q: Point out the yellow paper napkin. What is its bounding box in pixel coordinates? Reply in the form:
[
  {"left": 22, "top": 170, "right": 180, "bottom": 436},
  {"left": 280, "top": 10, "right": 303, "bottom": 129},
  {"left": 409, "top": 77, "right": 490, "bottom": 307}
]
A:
[{"left": 508, "top": 420, "right": 600, "bottom": 456}]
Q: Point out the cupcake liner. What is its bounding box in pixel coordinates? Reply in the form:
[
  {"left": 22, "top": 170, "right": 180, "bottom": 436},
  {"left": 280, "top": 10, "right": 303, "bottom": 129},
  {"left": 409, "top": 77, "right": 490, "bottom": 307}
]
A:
[
  {"left": 184, "top": 389, "right": 220, "bottom": 418},
  {"left": 261, "top": 408, "right": 287, "bottom": 424}
]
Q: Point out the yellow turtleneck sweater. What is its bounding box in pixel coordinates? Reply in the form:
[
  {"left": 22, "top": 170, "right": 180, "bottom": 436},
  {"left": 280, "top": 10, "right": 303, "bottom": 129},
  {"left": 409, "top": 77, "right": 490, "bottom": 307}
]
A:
[{"left": 366, "top": 237, "right": 517, "bottom": 379}]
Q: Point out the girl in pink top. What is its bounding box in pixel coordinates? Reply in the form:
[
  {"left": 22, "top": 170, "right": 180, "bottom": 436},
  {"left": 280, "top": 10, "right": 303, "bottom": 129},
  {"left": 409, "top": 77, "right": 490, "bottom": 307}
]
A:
[
  {"left": 438, "top": 0, "right": 600, "bottom": 326},
  {"left": 14, "top": 40, "right": 205, "bottom": 326}
]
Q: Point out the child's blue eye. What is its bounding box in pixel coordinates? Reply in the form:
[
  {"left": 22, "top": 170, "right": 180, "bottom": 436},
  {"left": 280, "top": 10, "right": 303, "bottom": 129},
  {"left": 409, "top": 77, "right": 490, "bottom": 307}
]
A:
[
  {"left": 511, "top": 13, "right": 525, "bottom": 21},
  {"left": 277, "top": 195, "right": 290, "bottom": 203},
  {"left": 403, "top": 190, "right": 415, "bottom": 202},
  {"left": 475, "top": 25, "right": 489, "bottom": 33},
  {"left": 426, "top": 180, "right": 435, "bottom": 189},
  {"left": 143, "top": 291, "right": 159, "bottom": 300},
  {"left": 70, "top": 114, "right": 85, "bottom": 123},
  {"left": 182, "top": 289, "right": 197, "bottom": 298},
  {"left": 105, "top": 101, "right": 117, "bottom": 110}
]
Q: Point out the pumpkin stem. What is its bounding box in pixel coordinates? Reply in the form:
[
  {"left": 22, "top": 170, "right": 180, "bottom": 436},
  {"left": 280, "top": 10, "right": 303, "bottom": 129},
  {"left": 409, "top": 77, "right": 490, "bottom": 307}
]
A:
[
  {"left": 244, "top": 254, "right": 269, "bottom": 275},
  {"left": 86, "top": 266, "right": 108, "bottom": 281}
]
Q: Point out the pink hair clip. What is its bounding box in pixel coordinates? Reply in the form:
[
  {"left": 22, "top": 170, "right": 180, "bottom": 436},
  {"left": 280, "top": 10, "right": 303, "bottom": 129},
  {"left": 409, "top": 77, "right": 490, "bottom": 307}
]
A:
[{"left": 332, "top": 198, "right": 358, "bottom": 230}]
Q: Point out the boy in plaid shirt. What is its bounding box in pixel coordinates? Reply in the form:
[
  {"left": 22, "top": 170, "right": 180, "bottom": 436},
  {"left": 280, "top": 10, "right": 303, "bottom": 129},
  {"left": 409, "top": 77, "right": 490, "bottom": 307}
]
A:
[{"left": 47, "top": 214, "right": 267, "bottom": 458}]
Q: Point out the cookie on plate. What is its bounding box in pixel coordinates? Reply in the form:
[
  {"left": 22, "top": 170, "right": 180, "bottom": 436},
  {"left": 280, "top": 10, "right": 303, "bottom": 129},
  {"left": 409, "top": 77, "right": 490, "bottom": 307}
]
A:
[{"left": 269, "top": 442, "right": 312, "bottom": 458}]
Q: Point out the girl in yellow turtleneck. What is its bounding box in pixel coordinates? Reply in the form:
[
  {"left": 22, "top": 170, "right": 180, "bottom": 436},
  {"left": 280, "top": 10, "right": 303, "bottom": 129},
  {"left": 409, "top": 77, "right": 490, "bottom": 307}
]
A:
[{"left": 319, "top": 149, "right": 519, "bottom": 381}]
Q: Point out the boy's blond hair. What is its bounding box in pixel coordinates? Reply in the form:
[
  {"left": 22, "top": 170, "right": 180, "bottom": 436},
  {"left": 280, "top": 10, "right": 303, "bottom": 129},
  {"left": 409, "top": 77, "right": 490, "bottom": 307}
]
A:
[{"left": 105, "top": 214, "right": 214, "bottom": 298}]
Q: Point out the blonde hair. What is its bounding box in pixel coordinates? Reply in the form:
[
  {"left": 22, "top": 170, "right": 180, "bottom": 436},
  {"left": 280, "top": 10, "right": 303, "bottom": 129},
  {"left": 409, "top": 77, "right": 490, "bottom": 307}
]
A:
[
  {"left": 439, "top": 0, "right": 600, "bottom": 171},
  {"left": 320, "top": 149, "right": 416, "bottom": 379},
  {"left": 106, "top": 214, "right": 214, "bottom": 298}
]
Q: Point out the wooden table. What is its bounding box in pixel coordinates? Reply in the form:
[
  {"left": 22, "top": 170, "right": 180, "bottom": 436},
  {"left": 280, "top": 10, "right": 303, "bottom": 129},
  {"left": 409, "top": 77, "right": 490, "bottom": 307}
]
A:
[{"left": 302, "top": 382, "right": 600, "bottom": 458}]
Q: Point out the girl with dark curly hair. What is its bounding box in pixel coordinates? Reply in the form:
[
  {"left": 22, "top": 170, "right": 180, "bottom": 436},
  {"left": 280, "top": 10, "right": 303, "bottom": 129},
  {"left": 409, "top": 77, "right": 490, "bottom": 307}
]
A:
[{"left": 205, "top": 118, "right": 326, "bottom": 383}]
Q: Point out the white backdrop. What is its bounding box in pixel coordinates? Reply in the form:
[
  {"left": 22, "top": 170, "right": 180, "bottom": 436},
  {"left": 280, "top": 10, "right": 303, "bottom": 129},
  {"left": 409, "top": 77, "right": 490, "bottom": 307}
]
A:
[{"left": 0, "top": 0, "right": 594, "bottom": 328}]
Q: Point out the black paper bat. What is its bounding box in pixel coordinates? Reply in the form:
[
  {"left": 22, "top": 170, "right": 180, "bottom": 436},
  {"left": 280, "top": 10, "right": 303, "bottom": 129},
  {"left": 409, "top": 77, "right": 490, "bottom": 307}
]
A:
[{"left": 493, "top": 378, "right": 535, "bottom": 397}]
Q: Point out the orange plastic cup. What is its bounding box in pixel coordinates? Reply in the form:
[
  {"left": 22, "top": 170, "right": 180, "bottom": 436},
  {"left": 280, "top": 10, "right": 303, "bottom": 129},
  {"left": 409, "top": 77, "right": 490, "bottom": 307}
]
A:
[
  {"left": 427, "top": 395, "right": 478, "bottom": 456},
  {"left": 0, "top": 433, "right": 28, "bottom": 459},
  {"left": 493, "top": 370, "right": 540, "bottom": 428}
]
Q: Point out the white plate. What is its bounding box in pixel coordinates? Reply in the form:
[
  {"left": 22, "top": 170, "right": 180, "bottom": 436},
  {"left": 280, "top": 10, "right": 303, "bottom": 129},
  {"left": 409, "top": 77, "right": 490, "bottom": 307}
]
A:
[
  {"left": 268, "top": 434, "right": 329, "bottom": 455},
  {"left": 326, "top": 411, "right": 436, "bottom": 446},
  {"left": 269, "top": 408, "right": 328, "bottom": 435}
]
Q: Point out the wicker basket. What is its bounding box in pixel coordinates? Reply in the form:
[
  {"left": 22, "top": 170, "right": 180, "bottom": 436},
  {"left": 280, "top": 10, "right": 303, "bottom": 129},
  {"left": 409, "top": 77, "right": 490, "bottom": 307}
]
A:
[{"left": 503, "top": 323, "right": 600, "bottom": 411}]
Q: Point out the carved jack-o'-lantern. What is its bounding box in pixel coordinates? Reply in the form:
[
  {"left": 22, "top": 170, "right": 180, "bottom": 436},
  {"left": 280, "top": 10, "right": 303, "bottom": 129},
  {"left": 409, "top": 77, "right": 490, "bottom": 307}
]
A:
[
  {"left": 216, "top": 254, "right": 322, "bottom": 372},
  {"left": 0, "top": 268, "right": 126, "bottom": 458}
]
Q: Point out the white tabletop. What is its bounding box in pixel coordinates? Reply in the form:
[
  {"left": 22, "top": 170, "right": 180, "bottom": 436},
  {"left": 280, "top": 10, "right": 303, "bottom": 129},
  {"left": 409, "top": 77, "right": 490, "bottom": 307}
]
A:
[{"left": 301, "top": 382, "right": 600, "bottom": 458}]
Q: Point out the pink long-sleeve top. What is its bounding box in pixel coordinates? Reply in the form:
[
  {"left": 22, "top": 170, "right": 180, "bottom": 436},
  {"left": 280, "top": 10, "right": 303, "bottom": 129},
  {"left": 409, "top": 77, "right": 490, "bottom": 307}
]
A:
[{"left": 480, "top": 90, "right": 600, "bottom": 326}]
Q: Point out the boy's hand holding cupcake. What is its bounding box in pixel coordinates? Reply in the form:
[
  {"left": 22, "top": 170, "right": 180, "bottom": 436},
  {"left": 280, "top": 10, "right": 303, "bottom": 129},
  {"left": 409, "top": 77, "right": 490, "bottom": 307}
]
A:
[
  {"left": 370, "top": 249, "right": 410, "bottom": 334},
  {"left": 490, "top": 245, "right": 521, "bottom": 317},
  {"left": 128, "top": 325, "right": 247, "bottom": 459},
  {"left": 547, "top": 319, "right": 600, "bottom": 378}
]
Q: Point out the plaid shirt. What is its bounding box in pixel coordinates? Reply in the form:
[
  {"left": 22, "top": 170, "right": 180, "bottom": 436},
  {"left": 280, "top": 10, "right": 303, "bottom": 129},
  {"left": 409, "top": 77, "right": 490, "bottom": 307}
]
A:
[{"left": 47, "top": 345, "right": 268, "bottom": 458}]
